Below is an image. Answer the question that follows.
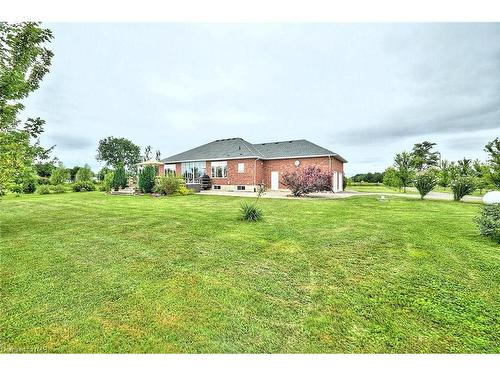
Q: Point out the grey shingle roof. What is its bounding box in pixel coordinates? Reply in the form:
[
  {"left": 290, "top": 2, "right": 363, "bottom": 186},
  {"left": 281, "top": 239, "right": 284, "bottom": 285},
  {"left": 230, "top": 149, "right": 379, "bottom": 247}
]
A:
[{"left": 161, "top": 138, "right": 347, "bottom": 163}]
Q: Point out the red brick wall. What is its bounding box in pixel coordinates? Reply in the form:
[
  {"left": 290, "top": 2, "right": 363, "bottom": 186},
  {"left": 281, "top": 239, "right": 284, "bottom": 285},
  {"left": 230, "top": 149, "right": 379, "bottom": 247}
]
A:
[
  {"left": 161, "top": 157, "right": 344, "bottom": 189},
  {"left": 207, "top": 159, "right": 259, "bottom": 186},
  {"left": 262, "top": 157, "right": 344, "bottom": 189}
]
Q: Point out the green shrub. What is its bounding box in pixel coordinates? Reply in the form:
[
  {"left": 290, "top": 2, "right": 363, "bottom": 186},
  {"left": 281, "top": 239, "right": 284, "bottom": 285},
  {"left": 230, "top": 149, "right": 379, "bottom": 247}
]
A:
[
  {"left": 476, "top": 204, "right": 500, "bottom": 243},
  {"left": 414, "top": 170, "right": 437, "bottom": 199},
  {"left": 37, "top": 185, "right": 51, "bottom": 195},
  {"left": 240, "top": 202, "right": 263, "bottom": 221},
  {"left": 138, "top": 165, "right": 157, "bottom": 193},
  {"left": 178, "top": 185, "right": 193, "bottom": 196},
  {"left": 451, "top": 176, "right": 476, "bottom": 201},
  {"left": 50, "top": 163, "right": 69, "bottom": 185},
  {"left": 111, "top": 164, "right": 127, "bottom": 190},
  {"left": 51, "top": 184, "right": 66, "bottom": 194},
  {"left": 75, "top": 164, "right": 94, "bottom": 182},
  {"left": 72, "top": 180, "right": 96, "bottom": 192},
  {"left": 38, "top": 176, "right": 50, "bottom": 185},
  {"left": 100, "top": 172, "right": 114, "bottom": 192},
  {"left": 154, "top": 175, "right": 184, "bottom": 195}
]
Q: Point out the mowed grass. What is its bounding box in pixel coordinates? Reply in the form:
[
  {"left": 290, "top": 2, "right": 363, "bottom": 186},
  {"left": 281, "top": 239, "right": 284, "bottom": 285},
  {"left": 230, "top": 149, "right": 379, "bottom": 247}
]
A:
[
  {"left": 0, "top": 192, "right": 499, "bottom": 353},
  {"left": 348, "top": 184, "right": 485, "bottom": 197}
]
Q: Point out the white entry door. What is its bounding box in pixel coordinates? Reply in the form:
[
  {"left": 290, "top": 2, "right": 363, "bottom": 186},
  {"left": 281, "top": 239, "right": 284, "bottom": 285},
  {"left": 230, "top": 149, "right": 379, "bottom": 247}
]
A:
[
  {"left": 271, "top": 171, "right": 279, "bottom": 190},
  {"left": 332, "top": 171, "right": 338, "bottom": 192},
  {"left": 338, "top": 172, "right": 343, "bottom": 192}
]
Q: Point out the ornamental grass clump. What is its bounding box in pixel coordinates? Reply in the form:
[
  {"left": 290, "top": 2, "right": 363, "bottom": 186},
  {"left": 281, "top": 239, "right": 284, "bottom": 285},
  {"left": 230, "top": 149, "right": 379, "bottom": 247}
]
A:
[
  {"left": 240, "top": 202, "right": 263, "bottom": 222},
  {"left": 239, "top": 184, "right": 266, "bottom": 221}
]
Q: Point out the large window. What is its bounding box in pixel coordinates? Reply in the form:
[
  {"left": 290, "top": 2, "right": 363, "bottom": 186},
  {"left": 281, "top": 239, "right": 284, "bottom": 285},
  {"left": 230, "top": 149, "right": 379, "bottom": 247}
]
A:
[
  {"left": 211, "top": 161, "right": 227, "bottom": 178},
  {"left": 181, "top": 162, "right": 206, "bottom": 183},
  {"left": 164, "top": 164, "right": 176, "bottom": 176}
]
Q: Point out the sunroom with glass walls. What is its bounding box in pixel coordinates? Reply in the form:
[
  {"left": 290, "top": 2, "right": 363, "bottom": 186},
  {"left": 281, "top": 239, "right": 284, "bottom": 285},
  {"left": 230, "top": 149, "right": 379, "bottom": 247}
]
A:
[{"left": 181, "top": 161, "right": 206, "bottom": 184}]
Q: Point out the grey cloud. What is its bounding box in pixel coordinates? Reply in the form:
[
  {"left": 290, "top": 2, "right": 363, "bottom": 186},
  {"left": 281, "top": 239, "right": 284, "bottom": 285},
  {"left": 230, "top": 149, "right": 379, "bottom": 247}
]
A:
[{"left": 49, "top": 133, "right": 93, "bottom": 150}]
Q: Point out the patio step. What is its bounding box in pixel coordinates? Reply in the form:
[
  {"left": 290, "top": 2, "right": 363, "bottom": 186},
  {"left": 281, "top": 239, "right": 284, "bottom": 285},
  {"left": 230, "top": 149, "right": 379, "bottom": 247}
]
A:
[{"left": 110, "top": 187, "right": 136, "bottom": 195}]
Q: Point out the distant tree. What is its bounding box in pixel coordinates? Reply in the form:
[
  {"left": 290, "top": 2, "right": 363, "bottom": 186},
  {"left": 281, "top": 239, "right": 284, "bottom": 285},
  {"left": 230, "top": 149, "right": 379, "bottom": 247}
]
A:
[
  {"left": 143, "top": 145, "right": 152, "bottom": 160},
  {"left": 155, "top": 150, "right": 161, "bottom": 161},
  {"left": 96, "top": 136, "right": 140, "bottom": 171},
  {"left": 437, "top": 159, "right": 453, "bottom": 188},
  {"left": 456, "top": 158, "right": 473, "bottom": 177},
  {"left": 49, "top": 162, "right": 69, "bottom": 185},
  {"left": 383, "top": 167, "right": 402, "bottom": 190},
  {"left": 97, "top": 167, "right": 111, "bottom": 182},
  {"left": 484, "top": 137, "right": 500, "bottom": 189},
  {"left": 34, "top": 161, "right": 57, "bottom": 178},
  {"left": 411, "top": 141, "right": 440, "bottom": 171},
  {"left": 394, "top": 151, "right": 415, "bottom": 192},
  {"left": 75, "top": 164, "right": 93, "bottom": 182},
  {"left": 472, "top": 159, "right": 492, "bottom": 193},
  {"left": 68, "top": 166, "right": 81, "bottom": 182},
  {"left": 351, "top": 172, "right": 384, "bottom": 183},
  {"left": 282, "top": 166, "right": 331, "bottom": 197}
]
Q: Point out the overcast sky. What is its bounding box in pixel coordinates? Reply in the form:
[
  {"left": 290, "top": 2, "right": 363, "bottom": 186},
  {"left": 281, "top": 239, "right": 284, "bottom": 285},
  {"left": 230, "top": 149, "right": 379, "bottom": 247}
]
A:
[{"left": 22, "top": 23, "right": 500, "bottom": 175}]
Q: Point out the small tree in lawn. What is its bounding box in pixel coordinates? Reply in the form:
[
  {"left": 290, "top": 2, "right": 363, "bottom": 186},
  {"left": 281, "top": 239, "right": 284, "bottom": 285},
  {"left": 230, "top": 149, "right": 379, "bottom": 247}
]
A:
[
  {"left": 393, "top": 151, "right": 415, "bottom": 192},
  {"left": 138, "top": 165, "right": 157, "bottom": 193},
  {"left": 451, "top": 176, "right": 476, "bottom": 201},
  {"left": 414, "top": 169, "right": 437, "bottom": 199},
  {"left": 111, "top": 164, "right": 127, "bottom": 191},
  {"left": 281, "top": 166, "right": 331, "bottom": 197}
]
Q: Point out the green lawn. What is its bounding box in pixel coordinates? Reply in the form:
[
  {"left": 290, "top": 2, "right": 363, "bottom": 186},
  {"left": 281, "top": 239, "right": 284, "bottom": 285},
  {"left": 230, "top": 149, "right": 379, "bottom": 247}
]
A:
[
  {"left": 1, "top": 192, "right": 499, "bottom": 353},
  {"left": 347, "top": 184, "right": 485, "bottom": 197}
]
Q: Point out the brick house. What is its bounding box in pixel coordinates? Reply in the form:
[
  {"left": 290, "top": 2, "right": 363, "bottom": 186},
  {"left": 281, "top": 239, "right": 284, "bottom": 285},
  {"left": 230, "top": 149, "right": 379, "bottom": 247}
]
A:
[{"left": 159, "top": 138, "right": 347, "bottom": 192}]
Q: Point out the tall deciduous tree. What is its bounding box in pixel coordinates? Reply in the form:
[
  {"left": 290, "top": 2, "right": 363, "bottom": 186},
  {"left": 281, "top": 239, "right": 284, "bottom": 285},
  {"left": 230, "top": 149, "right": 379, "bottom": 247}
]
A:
[
  {"left": 96, "top": 136, "right": 140, "bottom": 171},
  {"left": 394, "top": 151, "right": 415, "bottom": 192},
  {"left": 411, "top": 141, "right": 440, "bottom": 171},
  {"left": 0, "top": 22, "right": 54, "bottom": 193}
]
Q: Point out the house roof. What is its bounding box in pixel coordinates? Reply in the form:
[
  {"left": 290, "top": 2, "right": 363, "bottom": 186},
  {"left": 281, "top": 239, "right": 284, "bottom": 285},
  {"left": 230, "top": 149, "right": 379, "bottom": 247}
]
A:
[{"left": 161, "top": 137, "right": 347, "bottom": 163}]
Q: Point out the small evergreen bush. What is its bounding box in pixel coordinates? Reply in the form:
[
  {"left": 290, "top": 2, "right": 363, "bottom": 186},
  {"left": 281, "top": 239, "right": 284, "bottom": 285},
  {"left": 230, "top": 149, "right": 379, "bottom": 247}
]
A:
[
  {"left": 451, "top": 176, "right": 476, "bottom": 201},
  {"left": 240, "top": 202, "right": 263, "bottom": 221},
  {"left": 111, "top": 164, "right": 127, "bottom": 190},
  {"left": 476, "top": 204, "right": 500, "bottom": 243},
  {"left": 72, "top": 180, "right": 96, "bottom": 192},
  {"left": 414, "top": 170, "right": 437, "bottom": 199},
  {"left": 37, "top": 185, "right": 51, "bottom": 195},
  {"left": 138, "top": 165, "right": 157, "bottom": 193}
]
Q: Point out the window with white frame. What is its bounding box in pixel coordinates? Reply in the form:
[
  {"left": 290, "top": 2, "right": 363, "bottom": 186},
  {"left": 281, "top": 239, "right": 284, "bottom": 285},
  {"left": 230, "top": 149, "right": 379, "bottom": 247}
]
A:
[
  {"left": 181, "top": 161, "right": 206, "bottom": 183},
  {"left": 211, "top": 161, "right": 227, "bottom": 178},
  {"left": 237, "top": 162, "right": 245, "bottom": 173},
  {"left": 164, "top": 164, "right": 176, "bottom": 176}
]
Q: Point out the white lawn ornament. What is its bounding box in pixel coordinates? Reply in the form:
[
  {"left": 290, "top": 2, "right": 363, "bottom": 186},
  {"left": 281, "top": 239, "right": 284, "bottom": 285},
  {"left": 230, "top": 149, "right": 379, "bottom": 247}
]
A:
[{"left": 482, "top": 191, "right": 500, "bottom": 205}]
